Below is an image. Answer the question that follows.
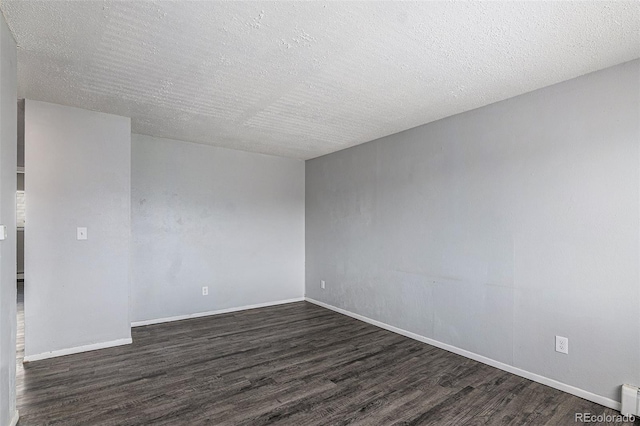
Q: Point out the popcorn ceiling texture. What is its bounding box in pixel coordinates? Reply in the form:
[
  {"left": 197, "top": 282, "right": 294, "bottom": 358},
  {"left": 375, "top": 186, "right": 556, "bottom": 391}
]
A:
[{"left": 2, "top": 1, "right": 639, "bottom": 159}]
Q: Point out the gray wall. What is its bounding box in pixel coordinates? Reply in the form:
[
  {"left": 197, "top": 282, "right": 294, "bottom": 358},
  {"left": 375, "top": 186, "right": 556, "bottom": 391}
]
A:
[
  {"left": 17, "top": 99, "right": 23, "bottom": 169},
  {"left": 306, "top": 60, "right": 640, "bottom": 403},
  {"left": 24, "top": 100, "right": 131, "bottom": 358},
  {"left": 0, "top": 12, "right": 16, "bottom": 426},
  {"left": 131, "top": 134, "right": 305, "bottom": 323}
]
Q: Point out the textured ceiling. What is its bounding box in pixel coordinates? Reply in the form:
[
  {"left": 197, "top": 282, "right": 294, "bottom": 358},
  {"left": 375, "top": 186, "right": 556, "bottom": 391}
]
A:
[{"left": 2, "top": 1, "right": 639, "bottom": 159}]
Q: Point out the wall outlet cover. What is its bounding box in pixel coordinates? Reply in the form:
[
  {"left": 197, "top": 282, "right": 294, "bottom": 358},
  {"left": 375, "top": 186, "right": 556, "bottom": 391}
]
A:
[
  {"left": 77, "top": 227, "right": 88, "bottom": 240},
  {"left": 555, "top": 336, "right": 569, "bottom": 354},
  {"left": 202, "top": 286, "right": 209, "bottom": 296}
]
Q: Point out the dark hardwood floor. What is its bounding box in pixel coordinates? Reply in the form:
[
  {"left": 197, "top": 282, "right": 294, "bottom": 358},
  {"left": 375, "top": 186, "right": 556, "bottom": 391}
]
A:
[{"left": 16, "top": 287, "right": 635, "bottom": 425}]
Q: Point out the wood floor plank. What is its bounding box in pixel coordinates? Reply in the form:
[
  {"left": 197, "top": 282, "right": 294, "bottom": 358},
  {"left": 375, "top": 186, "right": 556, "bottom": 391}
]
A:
[{"left": 15, "top": 290, "right": 636, "bottom": 425}]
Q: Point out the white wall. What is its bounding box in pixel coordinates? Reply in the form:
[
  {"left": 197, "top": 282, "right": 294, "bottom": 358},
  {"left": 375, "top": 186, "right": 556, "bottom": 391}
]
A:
[
  {"left": 24, "top": 100, "right": 131, "bottom": 359},
  {"left": 131, "top": 134, "right": 305, "bottom": 323},
  {"left": 306, "top": 60, "right": 640, "bottom": 405},
  {"left": 0, "top": 12, "right": 17, "bottom": 426}
]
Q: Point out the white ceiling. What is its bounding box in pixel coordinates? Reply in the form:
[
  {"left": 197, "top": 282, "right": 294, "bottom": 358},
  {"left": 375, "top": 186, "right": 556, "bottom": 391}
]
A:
[{"left": 2, "top": 1, "right": 639, "bottom": 159}]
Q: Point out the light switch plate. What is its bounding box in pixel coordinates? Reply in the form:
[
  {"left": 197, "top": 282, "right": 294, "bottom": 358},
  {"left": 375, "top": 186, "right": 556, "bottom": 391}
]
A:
[
  {"left": 77, "top": 227, "right": 88, "bottom": 240},
  {"left": 0, "top": 225, "right": 6, "bottom": 240}
]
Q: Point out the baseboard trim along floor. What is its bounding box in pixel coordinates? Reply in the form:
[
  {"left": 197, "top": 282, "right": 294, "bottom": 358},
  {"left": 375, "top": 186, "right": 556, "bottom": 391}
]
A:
[
  {"left": 23, "top": 297, "right": 618, "bottom": 412},
  {"left": 9, "top": 410, "right": 19, "bottom": 426},
  {"left": 23, "top": 338, "right": 133, "bottom": 363},
  {"left": 131, "top": 297, "right": 306, "bottom": 327},
  {"left": 304, "top": 297, "right": 620, "bottom": 412}
]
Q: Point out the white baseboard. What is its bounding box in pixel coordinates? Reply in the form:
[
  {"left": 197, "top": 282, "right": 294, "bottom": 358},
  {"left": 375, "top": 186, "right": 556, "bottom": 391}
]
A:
[
  {"left": 23, "top": 338, "right": 132, "bottom": 363},
  {"left": 9, "top": 410, "right": 19, "bottom": 426},
  {"left": 305, "top": 297, "right": 621, "bottom": 412},
  {"left": 131, "top": 297, "right": 306, "bottom": 327}
]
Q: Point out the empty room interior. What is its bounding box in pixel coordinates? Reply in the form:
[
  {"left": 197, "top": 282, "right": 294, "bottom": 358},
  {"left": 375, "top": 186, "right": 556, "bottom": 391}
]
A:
[{"left": 0, "top": 1, "right": 639, "bottom": 425}]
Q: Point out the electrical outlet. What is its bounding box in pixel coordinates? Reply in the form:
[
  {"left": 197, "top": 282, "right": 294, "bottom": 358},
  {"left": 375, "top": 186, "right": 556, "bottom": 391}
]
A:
[
  {"left": 321, "top": 280, "right": 325, "bottom": 289},
  {"left": 77, "top": 227, "right": 88, "bottom": 240},
  {"left": 555, "top": 336, "right": 568, "bottom": 354},
  {"left": 202, "top": 286, "right": 208, "bottom": 296}
]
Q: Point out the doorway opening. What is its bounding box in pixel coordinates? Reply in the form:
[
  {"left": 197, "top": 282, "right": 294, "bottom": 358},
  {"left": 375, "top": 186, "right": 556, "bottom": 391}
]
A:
[{"left": 16, "top": 98, "right": 25, "bottom": 372}]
